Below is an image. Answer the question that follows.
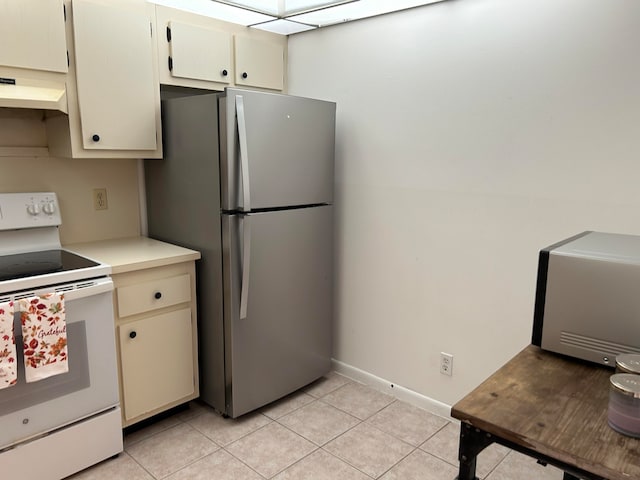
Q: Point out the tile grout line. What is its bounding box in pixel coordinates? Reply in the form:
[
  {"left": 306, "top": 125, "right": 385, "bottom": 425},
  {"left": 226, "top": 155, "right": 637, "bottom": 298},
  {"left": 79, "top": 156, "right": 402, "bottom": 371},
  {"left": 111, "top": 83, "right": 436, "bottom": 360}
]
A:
[
  {"left": 125, "top": 379, "right": 433, "bottom": 478},
  {"left": 125, "top": 382, "right": 454, "bottom": 479},
  {"left": 261, "top": 383, "right": 451, "bottom": 479},
  {"left": 266, "top": 402, "right": 372, "bottom": 479},
  {"left": 482, "top": 449, "right": 513, "bottom": 480},
  {"left": 219, "top": 443, "right": 272, "bottom": 480}
]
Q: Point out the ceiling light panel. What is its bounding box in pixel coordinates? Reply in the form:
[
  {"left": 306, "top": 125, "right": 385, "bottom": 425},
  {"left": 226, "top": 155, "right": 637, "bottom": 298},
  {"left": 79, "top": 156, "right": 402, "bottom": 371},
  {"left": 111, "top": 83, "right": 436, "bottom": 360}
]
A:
[
  {"left": 148, "top": 0, "right": 276, "bottom": 25},
  {"left": 283, "top": 1, "right": 357, "bottom": 15},
  {"left": 252, "top": 19, "right": 317, "bottom": 35},
  {"left": 215, "top": 0, "right": 280, "bottom": 15},
  {"left": 149, "top": 0, "right": 446, "bottom": 34},
  {"left": 289, "top": 0, "right": 442, "bottom": 27},
  {"left": 214, "top": 0, "right": 358, "bottom": 16}
]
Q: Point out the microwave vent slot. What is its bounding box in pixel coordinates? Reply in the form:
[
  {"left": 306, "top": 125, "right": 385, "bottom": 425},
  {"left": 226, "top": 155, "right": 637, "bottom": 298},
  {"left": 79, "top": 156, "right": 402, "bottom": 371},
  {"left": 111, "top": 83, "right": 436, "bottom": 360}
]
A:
[{"left": 560, "top": 331, "right": 640, "bottom": 356}]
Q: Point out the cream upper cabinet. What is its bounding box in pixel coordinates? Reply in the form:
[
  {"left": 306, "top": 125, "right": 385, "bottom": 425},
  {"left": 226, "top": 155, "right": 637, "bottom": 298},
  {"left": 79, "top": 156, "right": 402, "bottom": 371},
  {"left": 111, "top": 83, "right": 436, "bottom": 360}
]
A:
[
  {"left": 0, "top": 0, "right": 68, "bottom": 73},
  {"left": 234, "top": 36, "right": 284, "bottom": 91},
  {"left": 167, "top": 21, "right": 232, "bottom": 85},
  {"left": 46, "top": 0, "right": 162, "bottom": 158},
  {"left": 71, "top": 0, "right": 158, "bottom": 151},
  {"left": 154, "top": 5, "right": 286, "bottom": 92},
  {"left": 155, "top": 5, "right": 233, "bottom": 91}
]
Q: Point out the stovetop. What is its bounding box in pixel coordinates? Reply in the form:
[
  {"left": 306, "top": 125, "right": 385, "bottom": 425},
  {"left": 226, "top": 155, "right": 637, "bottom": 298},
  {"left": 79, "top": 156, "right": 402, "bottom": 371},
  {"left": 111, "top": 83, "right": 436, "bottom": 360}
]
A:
[
  {"left": 0, "top": 249, "right": 100, "bottom": 282},
  {"left": 0, "top": 249, "right": 110, "bottom": 295}
]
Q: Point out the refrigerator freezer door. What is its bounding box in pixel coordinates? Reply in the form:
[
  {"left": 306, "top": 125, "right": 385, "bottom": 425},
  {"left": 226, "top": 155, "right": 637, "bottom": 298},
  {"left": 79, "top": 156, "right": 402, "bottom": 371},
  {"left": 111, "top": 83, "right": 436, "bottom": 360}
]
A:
[
  {"left": 221, "top": 205, "right": 333, "bottom": 417},
  {"left": 220, "top": 88, "right": 336, "bottom": 211}
]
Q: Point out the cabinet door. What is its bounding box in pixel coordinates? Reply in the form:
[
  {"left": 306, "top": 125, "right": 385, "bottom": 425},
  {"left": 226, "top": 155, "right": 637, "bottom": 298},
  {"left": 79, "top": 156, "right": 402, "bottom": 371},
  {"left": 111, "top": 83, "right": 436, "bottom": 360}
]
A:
[
  {"left": 168, "top": 21, "right": 232, "bottom": 84},
  {"left": 234, "top": 36, "right": 284, "bottom": 91},
  {"left": 0, "top": 0, "right": 67, "bottom": 73},
  {"left": 72, "top": 0, "right": 157, "bottom": 150},
  {"left": 119, "top": 308, "right": 194, "bottom": 421}
]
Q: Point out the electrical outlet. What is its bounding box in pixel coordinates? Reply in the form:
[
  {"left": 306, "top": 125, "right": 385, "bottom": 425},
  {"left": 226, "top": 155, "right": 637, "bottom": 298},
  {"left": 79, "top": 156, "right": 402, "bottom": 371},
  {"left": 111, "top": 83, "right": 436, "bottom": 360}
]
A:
[
  {"left": 440, "top": 352, "right": 453, "bottom": 376},
  {"left": 93, "top": 188, "right": 108, "bottom": 210}
]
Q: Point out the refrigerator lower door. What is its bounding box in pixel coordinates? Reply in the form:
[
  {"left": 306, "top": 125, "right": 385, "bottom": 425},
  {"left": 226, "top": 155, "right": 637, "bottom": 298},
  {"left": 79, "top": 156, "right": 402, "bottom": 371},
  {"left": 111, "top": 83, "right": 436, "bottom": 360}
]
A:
[{"left": 221, "top": 205, "right": 333, "bottom": 417}]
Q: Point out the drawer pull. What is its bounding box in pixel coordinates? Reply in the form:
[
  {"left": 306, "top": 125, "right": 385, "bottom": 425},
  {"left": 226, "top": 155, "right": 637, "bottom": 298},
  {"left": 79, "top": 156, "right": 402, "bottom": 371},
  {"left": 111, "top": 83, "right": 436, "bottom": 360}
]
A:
[
  {"left": 154, "top": 292, "right": 162, "bottom": 300},
  {"left": 129, "top": 331, "right": 137, "bottom": 339}
]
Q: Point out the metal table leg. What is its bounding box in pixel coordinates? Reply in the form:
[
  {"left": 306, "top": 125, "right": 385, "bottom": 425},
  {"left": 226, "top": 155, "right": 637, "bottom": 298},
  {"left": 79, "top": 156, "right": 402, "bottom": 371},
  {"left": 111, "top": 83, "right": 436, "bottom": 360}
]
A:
[
  {"left": 456, "top": 423, "right": 495, "bottom": 480},
  {"left": 563, "top": 474, "right": 581, "bottom": 480},
  {"left": 455, "top": 421, "right": 602, "bottom": 480}
]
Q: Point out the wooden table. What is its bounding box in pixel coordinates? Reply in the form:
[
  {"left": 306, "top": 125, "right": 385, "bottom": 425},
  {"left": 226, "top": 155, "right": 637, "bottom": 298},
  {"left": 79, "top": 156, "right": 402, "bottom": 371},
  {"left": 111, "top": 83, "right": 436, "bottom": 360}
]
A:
[{"left": 451, "top": 345, "right": 640, "bottom": 480}]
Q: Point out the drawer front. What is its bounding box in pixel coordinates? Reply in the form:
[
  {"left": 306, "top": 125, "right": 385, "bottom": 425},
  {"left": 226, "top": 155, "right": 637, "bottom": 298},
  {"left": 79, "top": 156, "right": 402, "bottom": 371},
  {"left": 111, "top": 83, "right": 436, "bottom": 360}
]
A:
[{"left": 117, "top": 273, "right": 191, "bottom": 318}]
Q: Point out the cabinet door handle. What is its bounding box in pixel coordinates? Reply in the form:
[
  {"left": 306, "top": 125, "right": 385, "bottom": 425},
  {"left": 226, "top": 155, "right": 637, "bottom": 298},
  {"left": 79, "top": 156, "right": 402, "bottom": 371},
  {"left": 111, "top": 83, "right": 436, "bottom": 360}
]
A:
[
  {"left": 221, "top": 69, "right": 228, "bottom": 77},
  {"left": 129, "top": 331, "right": 137, "bottom": 339},
  {"left": 154, "top": 291, "right": 162, "bottom": 299},
  {"left": 242, "top": 72, "right": 248, "bottom": 79},
  {"left": 92, "top": 134, "right": 100, "bottom": 142}
]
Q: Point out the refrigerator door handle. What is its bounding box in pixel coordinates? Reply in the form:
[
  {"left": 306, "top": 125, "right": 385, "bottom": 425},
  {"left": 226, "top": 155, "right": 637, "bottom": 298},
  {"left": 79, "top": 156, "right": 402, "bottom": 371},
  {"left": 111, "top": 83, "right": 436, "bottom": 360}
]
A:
[
  {"left": 235, "top": 95, "right": 251, "bottom": 212},
  {"left": 239, "top": 214, "right": 251, "bottom": 320}
]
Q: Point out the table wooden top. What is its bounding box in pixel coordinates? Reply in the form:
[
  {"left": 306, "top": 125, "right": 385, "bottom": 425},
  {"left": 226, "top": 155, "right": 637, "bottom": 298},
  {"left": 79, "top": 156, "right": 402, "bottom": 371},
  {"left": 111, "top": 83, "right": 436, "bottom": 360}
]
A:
[{"left": 451, "top": 345, "right": 640, "bottom": 480}]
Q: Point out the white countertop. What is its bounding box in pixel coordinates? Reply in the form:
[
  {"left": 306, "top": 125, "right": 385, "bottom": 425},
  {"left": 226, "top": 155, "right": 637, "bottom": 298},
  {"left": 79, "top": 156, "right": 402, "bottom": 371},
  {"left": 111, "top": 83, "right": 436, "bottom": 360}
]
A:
[{"left": 65, "top": 236, "right": 201, "bottom": 274}]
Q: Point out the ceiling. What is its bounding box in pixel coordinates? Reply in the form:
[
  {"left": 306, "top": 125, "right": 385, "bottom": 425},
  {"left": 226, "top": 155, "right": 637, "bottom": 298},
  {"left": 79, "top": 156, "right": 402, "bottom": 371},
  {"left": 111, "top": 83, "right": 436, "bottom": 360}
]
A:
[{"left": 148, "top": 0, "right": 446, "bottom": 35}]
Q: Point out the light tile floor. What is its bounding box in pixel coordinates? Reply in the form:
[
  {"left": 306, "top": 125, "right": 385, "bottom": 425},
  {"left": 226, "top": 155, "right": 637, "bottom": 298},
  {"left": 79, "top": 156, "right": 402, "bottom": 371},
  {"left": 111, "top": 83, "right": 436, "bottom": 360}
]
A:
[{"left": 67, "top": 372, "right": 564, "bottom": 480}]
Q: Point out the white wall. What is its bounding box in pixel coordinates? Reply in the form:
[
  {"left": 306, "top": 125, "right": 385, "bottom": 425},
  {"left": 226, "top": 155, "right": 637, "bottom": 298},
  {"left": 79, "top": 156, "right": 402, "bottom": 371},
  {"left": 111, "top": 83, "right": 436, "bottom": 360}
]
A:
[
  {"left": 0, "top": 110, "right": 141, "bottom": 245},
  {"left": 287, "top": 0, "right": 640, "bottom": 406}
]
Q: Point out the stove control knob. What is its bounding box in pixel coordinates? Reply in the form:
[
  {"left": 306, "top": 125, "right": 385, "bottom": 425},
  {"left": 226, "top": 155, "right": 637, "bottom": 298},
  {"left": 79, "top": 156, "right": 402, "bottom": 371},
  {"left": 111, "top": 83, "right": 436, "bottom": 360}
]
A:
[
  {"left": 43, "top": 202, "right": 56, "bottom": 215},
  {"left": 27, "top": 204, "right": 41, "bottom": 216}
]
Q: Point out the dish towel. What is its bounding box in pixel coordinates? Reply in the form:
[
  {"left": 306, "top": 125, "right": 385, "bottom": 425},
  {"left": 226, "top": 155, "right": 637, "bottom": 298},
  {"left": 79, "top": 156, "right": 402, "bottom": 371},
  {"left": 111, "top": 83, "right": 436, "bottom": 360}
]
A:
[
  {"left": 0, "top": 300, "right": 17, "bottom": 389},
  {"left": 20, "top": 293, "right": 68, "bottom": 383}
]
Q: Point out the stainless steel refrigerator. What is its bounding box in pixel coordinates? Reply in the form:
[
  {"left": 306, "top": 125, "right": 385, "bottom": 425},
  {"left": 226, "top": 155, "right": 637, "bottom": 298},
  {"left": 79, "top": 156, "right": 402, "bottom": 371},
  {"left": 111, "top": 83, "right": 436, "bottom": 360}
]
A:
[{"left": 145, "top": 88, "right": 335, "bottom": 418}]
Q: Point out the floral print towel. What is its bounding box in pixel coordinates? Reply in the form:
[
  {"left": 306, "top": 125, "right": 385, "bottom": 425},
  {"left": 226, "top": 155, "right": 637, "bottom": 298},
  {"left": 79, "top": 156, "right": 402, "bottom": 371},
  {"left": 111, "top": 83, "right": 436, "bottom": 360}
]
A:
[
  {"left": 0, "top": 300, "right": 17, "bottom": 389},
  {"left": 20, "top": 293, "right": 68, "bottom": 383}
]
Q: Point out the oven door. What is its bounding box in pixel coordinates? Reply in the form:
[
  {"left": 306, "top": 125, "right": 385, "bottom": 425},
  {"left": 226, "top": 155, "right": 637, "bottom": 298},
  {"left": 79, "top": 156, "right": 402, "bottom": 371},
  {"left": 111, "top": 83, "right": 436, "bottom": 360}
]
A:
[{"left": 0, "top": 277, "right": 119, "bottom": 450}]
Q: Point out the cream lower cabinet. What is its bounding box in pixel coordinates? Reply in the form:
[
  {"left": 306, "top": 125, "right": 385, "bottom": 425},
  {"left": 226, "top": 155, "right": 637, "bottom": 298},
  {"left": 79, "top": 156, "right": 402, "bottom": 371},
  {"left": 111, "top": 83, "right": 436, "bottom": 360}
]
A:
[{"left": 112, "top": 261, "right": 198, "bottom": 427}]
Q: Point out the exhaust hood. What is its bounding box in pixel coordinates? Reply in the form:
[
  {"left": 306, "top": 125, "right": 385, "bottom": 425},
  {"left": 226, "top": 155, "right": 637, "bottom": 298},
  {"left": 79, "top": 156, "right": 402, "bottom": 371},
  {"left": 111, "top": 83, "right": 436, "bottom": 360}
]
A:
[{"left": 0, "top": 75, "right": 68, "bottom": 114}]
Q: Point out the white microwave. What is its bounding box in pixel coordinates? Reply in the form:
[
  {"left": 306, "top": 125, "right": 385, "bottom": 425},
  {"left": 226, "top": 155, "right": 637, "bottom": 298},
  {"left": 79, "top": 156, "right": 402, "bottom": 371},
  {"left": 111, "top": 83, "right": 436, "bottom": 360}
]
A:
[{"left": 532, "top": 231, "right": 640, "bottom": 367}]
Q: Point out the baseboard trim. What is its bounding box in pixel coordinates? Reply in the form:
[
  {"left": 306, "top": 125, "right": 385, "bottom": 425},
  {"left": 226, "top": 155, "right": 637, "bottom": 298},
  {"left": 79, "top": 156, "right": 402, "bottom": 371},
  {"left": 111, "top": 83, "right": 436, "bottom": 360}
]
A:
[{"left": 331, "top": 359, "right": 457, "bottom": 422}]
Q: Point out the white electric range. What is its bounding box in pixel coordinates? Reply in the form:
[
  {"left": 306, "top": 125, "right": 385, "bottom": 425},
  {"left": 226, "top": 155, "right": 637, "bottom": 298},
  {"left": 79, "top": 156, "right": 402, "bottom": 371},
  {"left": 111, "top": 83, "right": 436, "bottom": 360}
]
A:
[{"left": 0, "top": 192, "right": 122, "bottom": 480}]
